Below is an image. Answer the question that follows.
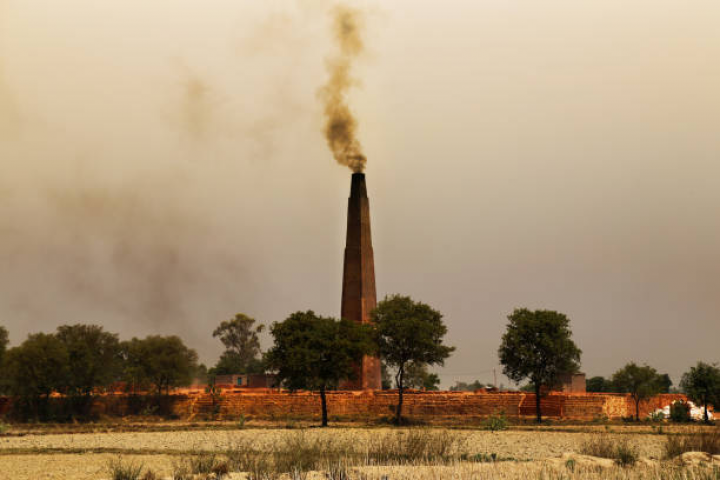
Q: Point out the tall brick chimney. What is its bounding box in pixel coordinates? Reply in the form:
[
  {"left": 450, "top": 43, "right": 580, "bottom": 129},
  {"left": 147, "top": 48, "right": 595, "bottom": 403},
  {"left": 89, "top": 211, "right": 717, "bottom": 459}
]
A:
[{"left": 341, "top": 172, "right": 381, "bottom": 390}]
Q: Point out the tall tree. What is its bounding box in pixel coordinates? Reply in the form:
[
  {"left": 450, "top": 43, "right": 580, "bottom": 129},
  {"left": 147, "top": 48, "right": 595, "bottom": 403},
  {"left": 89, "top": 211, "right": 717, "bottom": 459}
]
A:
[
  {"left": 265, "top": 311, "right": 374, "bottom": 427},
  {"left": 137, "top": 335, "right": 199, "bottom": 395},
  {"left": 212, "top": 314, "right": 265, "bottom": 374},
  {"left": 680, "top": 362, "right": 720, "bottom": 424},
  {"left": 612, "top": 363, "right": 664, "bottom": 421},
  {"left": 372, "top": 295, "right": 455, "bottom": 425},
  {"left": 3, "top": 333, "right": 69, "bottom": 420},
  {"left": 498, "top": 308, "right": 582, "bottom": 423},
  {"left": 55, "top": 325, "right": 122, "bottom": 409}
]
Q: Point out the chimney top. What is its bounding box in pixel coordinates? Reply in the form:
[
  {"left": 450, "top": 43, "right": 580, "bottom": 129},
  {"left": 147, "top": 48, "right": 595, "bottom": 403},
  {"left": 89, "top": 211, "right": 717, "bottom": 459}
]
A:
[{"left": 350, "top": 172, "right": 367, "bottom": 198}]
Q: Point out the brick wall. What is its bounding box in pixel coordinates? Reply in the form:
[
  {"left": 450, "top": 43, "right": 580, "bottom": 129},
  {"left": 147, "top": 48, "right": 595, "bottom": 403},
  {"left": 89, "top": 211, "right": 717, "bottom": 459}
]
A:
[
  {"left": 0, "top": 391, "right": 689, "bottom": 422},
  {"left": 87, "top": 390, "right": 688, "bottom": 421}
]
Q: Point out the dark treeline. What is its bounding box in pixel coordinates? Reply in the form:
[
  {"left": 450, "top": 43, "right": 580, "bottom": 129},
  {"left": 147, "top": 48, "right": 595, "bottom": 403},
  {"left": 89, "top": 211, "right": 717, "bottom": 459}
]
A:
[
  {"left": 0, "top": 323, "right": 201, "bottom": 421},
  {"left": 1, "top": 301, "right": 718, "bottom": 425}
]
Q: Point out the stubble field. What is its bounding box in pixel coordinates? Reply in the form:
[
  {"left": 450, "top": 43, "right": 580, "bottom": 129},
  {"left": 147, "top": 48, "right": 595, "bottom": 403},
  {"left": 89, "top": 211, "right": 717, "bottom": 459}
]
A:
[{"left": 0, "top": 423, "right": 718, "bottom": 479}]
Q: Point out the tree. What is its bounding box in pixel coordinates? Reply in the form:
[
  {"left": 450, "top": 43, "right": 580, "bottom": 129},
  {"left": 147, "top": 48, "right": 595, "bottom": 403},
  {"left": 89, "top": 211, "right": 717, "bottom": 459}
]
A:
[
  {"left": 403, "top": 362, "right": 441, "bottom": 391},
  {"left": 372, "top": 295, "right": 455, "bottom": 425},
  {"left": 612, "top": 363, "right": 664, "bottom": 421},
  {"left": 3, "top": 333, "right": 69, "bottom": 420},
  {"left": 136, "top": 336, "right": 199, "bottom": 395},
  {"left": 657, "top": 374, "right": 673, "bottom": 394},
  {"left": 680, "top": 362, "right": 720, "bottom": 424},
  {"left": 55, "top": 324, "right": 122, "bottom": 415},
  {"left": 265, "top": 311, "right": 374, "bottom": 427},
  {"left": 0, "top": 325, "right": 8, "bottom": 393},
  {"left": 587, "top": 376, "right": 612, "bottom": 393},
  {"left": 0, "top": 325, "right": 8, "bottom": 366},
  {"left": 212, "top": 314, "right": 265, "bottom": 374},
  {"left": 498, "top": 308, "right": 582, "bottom": 423},
  {"left": 450, "top": 380, "right": 486, "bottom": 392}
]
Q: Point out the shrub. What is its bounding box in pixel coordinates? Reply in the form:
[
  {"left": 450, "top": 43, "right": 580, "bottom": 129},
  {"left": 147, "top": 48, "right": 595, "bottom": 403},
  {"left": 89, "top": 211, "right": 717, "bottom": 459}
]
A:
[
  {"left": 484, "top": 410, "right": 509, "bottom": 432},
  {"left": 670, "top": 400, "right": 692, "bottom": 423},
  {"left": 108, "top": 458, "right": 144, "bottom": 480}
]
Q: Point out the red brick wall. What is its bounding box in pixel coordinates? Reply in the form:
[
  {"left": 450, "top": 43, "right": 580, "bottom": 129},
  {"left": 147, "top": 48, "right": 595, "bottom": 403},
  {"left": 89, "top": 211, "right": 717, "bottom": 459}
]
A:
[
  {"left": 1, "top": 391, "right": 689, "bottom": 421},
  {"left": 96, "top": 390, "right": 688, "bottom": 421}
]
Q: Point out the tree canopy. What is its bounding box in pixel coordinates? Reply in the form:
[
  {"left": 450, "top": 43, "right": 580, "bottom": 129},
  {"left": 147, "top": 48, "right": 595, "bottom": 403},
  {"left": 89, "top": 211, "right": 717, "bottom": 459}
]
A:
[
  {"left": 680, "top": 362, "right": 720, "bottom": 423},
  {"left": 498, "top": 308, "right": 581, "bottom": 422},
  {"left": 122, "top": 335, "right": 199, "bottom": 396},
  {"left": 612, "top": 362, "right": 664, "bottom": 420},
  {"left": 3, "top": 333, "right": 69, "bottom": 420},
  {"left": 212, "top": 313, "right": 265, "bottom": 375},
  {"left": 372, "top": 294, "right": 454, "bottom": 424},
  {"left": 265, "top": 310, "right": 375, "bottom": 426},
  {"left": 55, "top": 324, "right": 122, "bottom": 398}
]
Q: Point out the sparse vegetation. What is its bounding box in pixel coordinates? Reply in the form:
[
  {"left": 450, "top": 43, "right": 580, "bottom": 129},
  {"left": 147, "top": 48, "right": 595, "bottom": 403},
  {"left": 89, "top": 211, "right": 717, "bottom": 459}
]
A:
[
  {"left": 664, "top": 428, "right": 720, "bottom": 458},
  {"left": 108, "top": 457, "right": 145, "bottom": 480},
  {"left": 580, "top": 435, "right": 639, "bottom": 466}
]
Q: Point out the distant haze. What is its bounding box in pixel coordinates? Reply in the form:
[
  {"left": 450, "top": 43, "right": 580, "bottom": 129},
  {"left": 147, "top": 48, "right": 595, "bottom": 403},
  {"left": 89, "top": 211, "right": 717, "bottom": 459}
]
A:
[{"left": 1, "top": 0, "right": 718, "bottom": 388}]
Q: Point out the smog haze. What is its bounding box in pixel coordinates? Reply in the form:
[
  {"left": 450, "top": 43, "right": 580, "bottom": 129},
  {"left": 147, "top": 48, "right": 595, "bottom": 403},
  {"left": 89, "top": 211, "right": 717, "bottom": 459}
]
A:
[{"left": 1, "top": 0, "right": 719, "bottom": 387}]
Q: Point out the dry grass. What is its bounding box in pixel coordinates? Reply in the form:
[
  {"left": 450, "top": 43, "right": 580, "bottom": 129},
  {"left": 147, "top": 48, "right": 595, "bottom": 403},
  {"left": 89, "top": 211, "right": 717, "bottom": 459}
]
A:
[{"left": 664, "top": 427, "right": 720, "bottom": 458}]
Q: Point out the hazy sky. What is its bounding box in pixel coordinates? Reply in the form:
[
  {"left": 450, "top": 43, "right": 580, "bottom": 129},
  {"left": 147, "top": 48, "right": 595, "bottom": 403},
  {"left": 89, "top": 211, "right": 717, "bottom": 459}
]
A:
[{"left": 1, "top": 0, "right": 718, "bottom": 388}]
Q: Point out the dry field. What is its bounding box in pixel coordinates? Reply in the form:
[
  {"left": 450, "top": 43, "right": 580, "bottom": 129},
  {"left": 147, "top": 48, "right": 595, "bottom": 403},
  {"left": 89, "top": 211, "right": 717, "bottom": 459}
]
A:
[{"left": 0, "top": 424, "right": 718, "bottom": 479}]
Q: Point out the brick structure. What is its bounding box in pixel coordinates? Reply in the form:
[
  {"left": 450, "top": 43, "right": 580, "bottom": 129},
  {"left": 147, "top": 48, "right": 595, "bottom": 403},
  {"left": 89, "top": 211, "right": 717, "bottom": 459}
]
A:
[
  {"left": 67, "top": 391, "right": 689, "bottom": 422},
  {"left": 340, "top": 173, "right": 381, "bottom": 390}
]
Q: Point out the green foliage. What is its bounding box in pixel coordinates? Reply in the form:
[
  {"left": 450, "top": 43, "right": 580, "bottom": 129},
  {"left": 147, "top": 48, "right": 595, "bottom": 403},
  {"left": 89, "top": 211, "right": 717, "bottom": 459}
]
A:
[
  {"left": 587, "top": 376, "right": 612, "bottom": 393},
  {"left": 55, "top": 324, "right": 122, "bottom": 416},
  {"left": 265, "top": 310, "right": 375, "bottom": 426},
  {"left": 121, "top": 335, "right": 198, "bottom": 396},
  {"left": 0, "top": 325, "right": 8, "bottom": 366},
  {"left": 669, "top": 400, "right": 692, "bottom": 423},
  {"left": 401, "top": 362, "right": 441, "bottom": 391},
  {"left": 212, "top": 314, "right": 265, "bottom": 375},
  {"left": 681, "top": 362, "right": 720, "bottom": 423},
  {"left": 497, "top": 308, "right": 581, "bottom": 423},
  {"left": 3, "top": 333, "right": 69, "bottom": 420},
  {"left": 612, "top": 362, "right": 665, "bottom": 421},
  {"left": 484, "top": 410, "right": 509, "bottom": 432},
  {"left": 449, "top": 380, "right": 486, "bottom": 392},
  {"left": 373, "top": 294, "right": 454, "bottom": 424}
]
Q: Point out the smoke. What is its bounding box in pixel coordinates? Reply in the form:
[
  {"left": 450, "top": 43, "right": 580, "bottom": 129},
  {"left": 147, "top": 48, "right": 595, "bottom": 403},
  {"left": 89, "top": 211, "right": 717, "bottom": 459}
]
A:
[{"left": 321, "top": 5, "right": 367, "bottom": 173}]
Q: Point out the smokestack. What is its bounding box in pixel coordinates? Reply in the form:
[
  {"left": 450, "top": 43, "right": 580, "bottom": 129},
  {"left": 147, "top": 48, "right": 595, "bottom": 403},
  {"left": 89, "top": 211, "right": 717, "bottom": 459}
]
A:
[{"left": 341, "top": 172, "right": 381, "bottom": 390}]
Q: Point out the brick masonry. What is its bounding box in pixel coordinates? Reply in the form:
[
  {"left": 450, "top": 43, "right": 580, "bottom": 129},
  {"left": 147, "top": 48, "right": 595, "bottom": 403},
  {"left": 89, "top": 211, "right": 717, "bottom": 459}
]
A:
[{"left": 74, "top": 390, "right": 687, "bottom": 421}]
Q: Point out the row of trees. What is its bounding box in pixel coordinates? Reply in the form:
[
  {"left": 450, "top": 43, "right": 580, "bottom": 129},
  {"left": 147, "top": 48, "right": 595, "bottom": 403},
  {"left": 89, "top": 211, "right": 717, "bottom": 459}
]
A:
[
  {"left": 2, "top": 303, "right": 718, "bottom": 425},
  {"left": 0, "top": 324, "right": 200, "bottom": 420}
]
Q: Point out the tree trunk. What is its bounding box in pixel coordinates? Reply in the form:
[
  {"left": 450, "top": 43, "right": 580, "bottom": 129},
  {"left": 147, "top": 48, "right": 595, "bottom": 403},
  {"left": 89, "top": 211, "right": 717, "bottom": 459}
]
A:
[
  {"left": 320, "top": 387, "right": 328, "bottom": 427},
  {"left": 635, "top": 397, "right": 640, "bottom": 421},
  {"left": 395, "top": 367, "right": 405, "bottom": 425},
  {"left": 535, "top": 384, "right": 542, "bottom": 423},
  {"left": 704, "top": 401, "right": 709, "bottom": 424}
]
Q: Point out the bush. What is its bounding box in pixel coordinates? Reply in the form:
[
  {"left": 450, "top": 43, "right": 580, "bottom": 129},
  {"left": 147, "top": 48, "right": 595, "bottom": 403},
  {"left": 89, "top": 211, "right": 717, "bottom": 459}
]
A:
[
  {"left": 664, "top": 428, "right": 720, "bottom": 458},
  {"left": 484, "top": 410, "right": 509, "bottom": 432},
  {"left": 670, "top": 400, "right": 692, "bottom": 423},
  {"left": 108, "top": 458, "right": 144, "bottom": 480}
]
